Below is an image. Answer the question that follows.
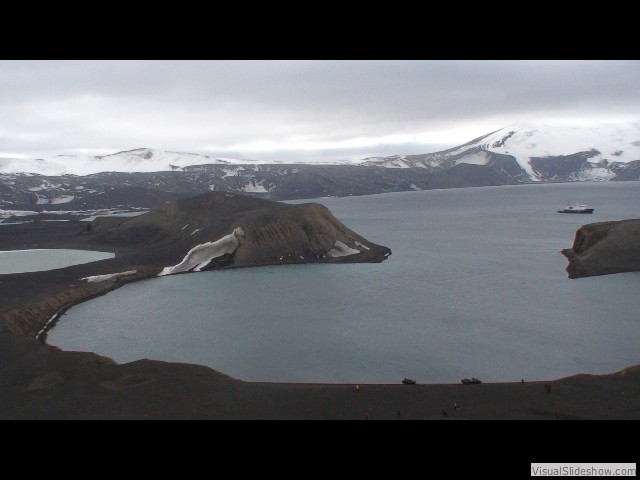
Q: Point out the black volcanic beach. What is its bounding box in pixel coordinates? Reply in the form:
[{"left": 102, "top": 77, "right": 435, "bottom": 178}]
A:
[
  {"left": 2, "top": 325, "right": 639, "bottom": 419},
  {"left": 1, "top": 193, "right": 640, "bottom": 419}
]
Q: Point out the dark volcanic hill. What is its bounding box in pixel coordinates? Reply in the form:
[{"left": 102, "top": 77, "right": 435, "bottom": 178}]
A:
[
  {"left": 0, "top": 163, "right": 513, "bottom": 213},
  {"left": 87, "top": 191, "right": 391, "bottom": 271},
  {"left": 562, "top": 219, "right": 640, "bottom": 278}
]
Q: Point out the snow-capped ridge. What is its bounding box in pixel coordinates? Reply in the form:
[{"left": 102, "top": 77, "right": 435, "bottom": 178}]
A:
[
  {"left": 2, "top": 121, "right": 639, "bottom": 182},
  {"left": 2, "top": 148, "right": 360, "bottom": 176},
  {"left": 364, "top": 120, "right": 640, "bottom": 182},
  {"left": 3, "top": 149, "right": 263, "bottom": 176}
]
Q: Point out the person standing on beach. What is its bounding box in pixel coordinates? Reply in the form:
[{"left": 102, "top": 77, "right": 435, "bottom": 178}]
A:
[{"left": 453, "top": 401, "right": 459, "bottom": 411}]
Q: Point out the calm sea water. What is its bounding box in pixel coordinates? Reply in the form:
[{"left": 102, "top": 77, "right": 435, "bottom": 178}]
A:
[
  {"left": 48, "top": 182, "right": 640, "bottom": 383},
  {"left": 0, "top": 249, "right": 114, "bottom": 274}
]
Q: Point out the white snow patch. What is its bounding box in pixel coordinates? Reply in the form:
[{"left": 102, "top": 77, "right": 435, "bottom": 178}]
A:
[
  {"left": 354, "top": 241, "right": 370, "bottom": 250},
  {"left": 190, "top": 228, "right": 201, "bottom": 236},
  {"left": 36, "top": 311, "right": 61, "bottom": 339},
  {"left": 51, "top": 195, "right": 75, "bottom": 204},
  {"left": 79, "top": 210, "right": 147, "bottom": 221},
  {"left": 41, "top": 210, "right": 83, "bottom": 215},
  {"left": 28, "top": 187, "right": 43, "bottom": 192},
  {"left": 181, "top": 224, "right": 190, "bottom": 231},
  {"left": 454, "top": 151, "right": 489, "bottom": 166},
  {"left": 242, "top": 180, "right": 268, "bottom": 193},
  {"left": 327, "top": 240, "right": 360, "bottom": 257},
  {"left": 159, "top": 227, "right": 245, "bottom": 276},
  {"left": 360, "top": 155, "right": 411, "bottom": 168},
  {"left": 81, "top": 270, "right": 137, "bottom": 283},
  {"left": 571, "top": 167, "right": 616, "bottom": 182},
  {"left": 35, "top": 195, "right": 49, "bottom": 205},
  {"left": 0, "top": 220, "right": 32, "bottom": 225},
  {"left": 409, "top": 183, "right": 421, "bottom": 191},
  {"left": 388, "top": 157, "right": 411, "bottom": 168},
  {"left": 0, "top": 210, "right": 38, "bottom": 219},
  {"left": 221, "top": 167, "right": 242, "bottom": 178}
]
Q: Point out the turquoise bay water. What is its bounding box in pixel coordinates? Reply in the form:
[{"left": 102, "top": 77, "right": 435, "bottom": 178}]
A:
[
  {"left": 48, "top": 182, "right": 640, "bottom": 383},
  {"left": 0, "top": 249, "right": 114, "bottom": 274}
]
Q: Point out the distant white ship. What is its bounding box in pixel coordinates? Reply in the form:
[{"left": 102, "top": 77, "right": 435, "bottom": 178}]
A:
[{"left": 558, "top": 203, "right": 594, "bottom": 214}]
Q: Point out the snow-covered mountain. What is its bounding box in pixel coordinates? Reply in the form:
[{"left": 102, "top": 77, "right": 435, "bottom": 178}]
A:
[
  {"left": 1, "top": 122, "right": 639, "bottom": 213},
  {"left": 361, "top": 122, "right": 640, "bottom": 182},
  {"left": 0, "top": 148, "right": 353, "bottom": 176},
  {"left": 2, "top": 122, "right": 639, "bottom": 181}
]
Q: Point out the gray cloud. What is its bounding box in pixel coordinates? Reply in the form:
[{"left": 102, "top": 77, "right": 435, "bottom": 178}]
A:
[{"left": 0, "top": 60, "right": 638, "bottom": 161}]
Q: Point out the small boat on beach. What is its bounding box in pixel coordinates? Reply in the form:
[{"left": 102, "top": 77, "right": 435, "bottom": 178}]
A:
[
  {"left": 461, "top": 377, "right": 481, "bottom": 385},
  {"left": 402, "top": 378, "right": 416, "bottom": 385},
  {"left": 557, "top": 203, "right": 594, "bottom": 214}
]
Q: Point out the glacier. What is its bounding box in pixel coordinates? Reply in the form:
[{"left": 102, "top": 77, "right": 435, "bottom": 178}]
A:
[
  {"left": 159, "top": 227, "right": 245, "bottom": 276},
  {"left": 327, "top": 240, "right": 361, "bottom": 257}
]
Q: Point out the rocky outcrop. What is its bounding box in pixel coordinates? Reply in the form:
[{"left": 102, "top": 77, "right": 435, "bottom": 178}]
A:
[
  {"left": 611, "top": 160, "right": 640, "bottom": 181},
  {"left": 231, "top": 202, "right": 389, "bottom": 266},
  {"left": 89, "top": 192, "right": 391, "bottom": 270},
  {"left": 561, "top": 219, "right": 640, "bottom": 278}
]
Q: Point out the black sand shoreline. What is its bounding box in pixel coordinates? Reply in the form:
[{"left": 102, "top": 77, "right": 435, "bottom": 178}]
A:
[{"left": 1, "top": 220, "right": 639, "bottom": 419}]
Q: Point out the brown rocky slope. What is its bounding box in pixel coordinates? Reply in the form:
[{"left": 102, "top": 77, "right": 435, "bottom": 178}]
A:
[
  {"left": 88, "top": 191, "right": 391, "bottom": 269},
  {"left": 562, "top": 219, "right": 640, "bottom": 278}
]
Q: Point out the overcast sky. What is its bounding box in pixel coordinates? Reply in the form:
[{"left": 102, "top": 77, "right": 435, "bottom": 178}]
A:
[{"left": 1, "top": 60, "right": 639, "bottom": 162}]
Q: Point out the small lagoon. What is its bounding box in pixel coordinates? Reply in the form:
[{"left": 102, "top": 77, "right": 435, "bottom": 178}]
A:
[{"left": 0, "top": 249, "right": 114, "bottom": 274}]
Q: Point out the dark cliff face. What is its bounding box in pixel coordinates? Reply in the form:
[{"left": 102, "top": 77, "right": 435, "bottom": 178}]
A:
[
  {"left": 561, "top": 219, "right": 640, "bottom": 278},
  {"left": 530, "top": 150, "right": 600, "bottom": 181},
  {"left": 87, "top": 191, "right": 391, "bottom": 269},
  {"left": 611, "top": 160, "right": 640, "bottom": 181}
]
